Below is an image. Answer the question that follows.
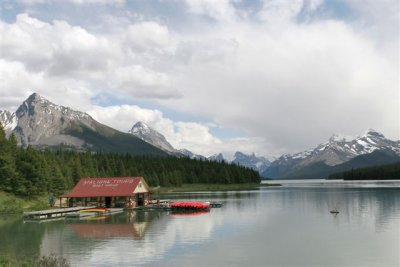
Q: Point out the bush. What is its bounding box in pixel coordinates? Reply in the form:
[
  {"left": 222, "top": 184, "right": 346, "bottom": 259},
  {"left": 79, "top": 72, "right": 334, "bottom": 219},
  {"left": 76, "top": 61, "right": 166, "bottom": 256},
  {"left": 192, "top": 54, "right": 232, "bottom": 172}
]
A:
[
  {"left": 0, "top": 254, "right": 69, "bottom": 267},
  {"left": 0, "top": 199, "right": 23, "bottom": 214}
]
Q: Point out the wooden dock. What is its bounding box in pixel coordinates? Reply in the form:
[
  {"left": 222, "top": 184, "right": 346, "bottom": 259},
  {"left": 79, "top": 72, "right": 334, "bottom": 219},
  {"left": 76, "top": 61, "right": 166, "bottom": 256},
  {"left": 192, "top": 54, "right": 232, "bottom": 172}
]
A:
[
  {"left": 23, "top": 201, "right": 223, "bottom": 220},
  {"left": 23, "top": 206, "right": 96, "bottom": 220}
]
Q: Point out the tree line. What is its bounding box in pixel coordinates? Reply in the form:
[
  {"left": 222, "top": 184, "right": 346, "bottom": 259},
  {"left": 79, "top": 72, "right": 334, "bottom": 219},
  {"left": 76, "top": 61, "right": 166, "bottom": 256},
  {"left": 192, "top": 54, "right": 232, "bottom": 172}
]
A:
[
  {"left": 328, "top": 162, "right": 400, "bottom": 180},
  {"left": 0, "top": 124, "right": 260, "bottom": 197}
]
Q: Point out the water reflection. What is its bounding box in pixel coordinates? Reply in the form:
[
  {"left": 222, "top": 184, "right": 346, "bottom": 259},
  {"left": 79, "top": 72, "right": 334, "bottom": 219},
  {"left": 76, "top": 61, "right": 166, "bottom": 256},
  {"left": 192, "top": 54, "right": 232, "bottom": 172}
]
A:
[{"left": 0, "top": 181, "right": 399, "bottom": 267}]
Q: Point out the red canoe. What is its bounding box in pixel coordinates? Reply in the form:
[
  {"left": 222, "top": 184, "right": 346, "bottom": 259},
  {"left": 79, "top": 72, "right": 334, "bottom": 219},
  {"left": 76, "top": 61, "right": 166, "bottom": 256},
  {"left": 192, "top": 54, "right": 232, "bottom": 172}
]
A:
[{"left": 170, "top": 201, "right": 210, "bottom": 210}]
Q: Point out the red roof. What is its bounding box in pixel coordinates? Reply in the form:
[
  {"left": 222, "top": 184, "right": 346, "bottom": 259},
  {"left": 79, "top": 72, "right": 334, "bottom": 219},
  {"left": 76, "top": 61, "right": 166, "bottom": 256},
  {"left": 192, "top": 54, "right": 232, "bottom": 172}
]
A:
[{"left": 60, "top": 177, "right": 145, "bottom": 197}]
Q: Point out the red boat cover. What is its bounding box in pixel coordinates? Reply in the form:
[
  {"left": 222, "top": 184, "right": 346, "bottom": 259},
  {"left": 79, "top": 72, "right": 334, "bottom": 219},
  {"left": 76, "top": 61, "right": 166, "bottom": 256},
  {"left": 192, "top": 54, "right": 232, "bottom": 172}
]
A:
[
  {"left": 60, "top": 177, "right": 142, "bottom": 197},
  {"left": 170, "top": 201, "right": 210, "bottom": 209}
]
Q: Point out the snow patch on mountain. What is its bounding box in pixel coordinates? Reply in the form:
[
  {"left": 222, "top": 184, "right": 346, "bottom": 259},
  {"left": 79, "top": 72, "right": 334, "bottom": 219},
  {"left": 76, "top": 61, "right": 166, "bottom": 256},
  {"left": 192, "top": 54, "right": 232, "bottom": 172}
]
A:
[
  {"left": 232, "top": 152, "right": 271, "bottom": 173},
  {"left": 128, "top": 121, "right": 175, "bottom": 153},
  {"left": 0, "top": 110, "right": 17, "bottom": 134},
  {"left": 263, "top": 129, "right": 400, "bottom": 178},
  {"left": 175, "top": 148, "right": 205, "bottom": 159}
]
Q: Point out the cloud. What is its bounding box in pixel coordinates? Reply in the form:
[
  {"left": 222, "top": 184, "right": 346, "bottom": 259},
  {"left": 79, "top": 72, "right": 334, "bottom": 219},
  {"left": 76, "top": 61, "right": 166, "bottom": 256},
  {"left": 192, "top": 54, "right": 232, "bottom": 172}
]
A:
[
  {"left": 110, "top": 65, "right": 180, "bottom": 99},
  {"left": 86, "top": 104, "right": 220, "bottom": 153},
  {"left": 1, "top": 1, "right": 398, "bottom": 157},
  {"left": 162, "top": 1, "right": 399, "bottom": 153},
  {"left": 0, "top": 13, "right": 179, "bottom": 103},
  {"left": 184, "top": 0, "right": 237, "bottom": 22},
  {"left": 124, "top": 21, "right": 170, "bottom": 52},
  {"left": 16, "top": 0, "right": 125, "bottom": 6},
  {"left": 85, "top": 104, "right": 275, "bottom": 157},
  {"left": 1, "top": 13, "right": 119, "bottom": 77}
]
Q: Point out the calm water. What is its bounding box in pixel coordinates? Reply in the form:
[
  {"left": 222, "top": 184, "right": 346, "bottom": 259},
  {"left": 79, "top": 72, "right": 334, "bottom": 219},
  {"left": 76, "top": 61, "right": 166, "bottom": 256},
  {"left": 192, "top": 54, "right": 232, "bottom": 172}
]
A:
[{"left": 0, "top": 180, "right": 399, "bottom": 267}]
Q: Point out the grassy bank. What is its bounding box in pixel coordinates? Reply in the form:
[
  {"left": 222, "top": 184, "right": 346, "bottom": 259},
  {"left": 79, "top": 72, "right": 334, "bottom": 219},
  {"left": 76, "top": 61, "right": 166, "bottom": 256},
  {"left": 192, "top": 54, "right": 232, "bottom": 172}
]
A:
[{"left": 0, "top": 191, "right": 50, "bottom": 214}]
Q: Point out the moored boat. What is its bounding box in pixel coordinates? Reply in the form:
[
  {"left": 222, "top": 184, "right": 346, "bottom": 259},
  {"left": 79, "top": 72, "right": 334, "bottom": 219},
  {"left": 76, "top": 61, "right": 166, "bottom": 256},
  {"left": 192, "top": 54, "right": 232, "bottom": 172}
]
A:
[
  {"left": 79, "top": 208, "right": 110, "bottom": 213},
  {"left": 170, "top": 201, "right": 210, "bottom": 211},
  {"left": 330, "top": 208, "right": 339, "bottom": 214}
]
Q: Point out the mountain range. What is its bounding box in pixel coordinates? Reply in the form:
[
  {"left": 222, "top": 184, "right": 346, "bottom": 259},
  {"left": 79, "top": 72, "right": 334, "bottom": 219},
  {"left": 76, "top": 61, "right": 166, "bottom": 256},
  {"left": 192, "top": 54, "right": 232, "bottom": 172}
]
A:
[
  {"left": 1, "top": 93, "right": 399, "bottom": 179},
  {"left": 262, "top": 130, "right": 400, "bottom": 179},
  {"left": 128, "top": 121, "right": 271, "bottom": 173},
  {"left": 0, "top": 93, "right": 166, "bottom": 156}
]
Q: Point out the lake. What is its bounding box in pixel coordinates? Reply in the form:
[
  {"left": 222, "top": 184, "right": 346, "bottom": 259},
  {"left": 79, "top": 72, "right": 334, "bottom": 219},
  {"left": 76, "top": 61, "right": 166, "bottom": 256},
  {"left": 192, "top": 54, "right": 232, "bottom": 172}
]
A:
[{"left": 0, "top": 180, "right": 399, "bottom": 267}]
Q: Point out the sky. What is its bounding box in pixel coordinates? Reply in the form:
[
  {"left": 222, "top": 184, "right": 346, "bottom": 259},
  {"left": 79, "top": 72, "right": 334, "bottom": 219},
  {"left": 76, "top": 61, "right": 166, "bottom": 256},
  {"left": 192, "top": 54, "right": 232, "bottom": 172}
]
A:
[{"left": 0, "top": 0, "right": 398, "bottom": 159}]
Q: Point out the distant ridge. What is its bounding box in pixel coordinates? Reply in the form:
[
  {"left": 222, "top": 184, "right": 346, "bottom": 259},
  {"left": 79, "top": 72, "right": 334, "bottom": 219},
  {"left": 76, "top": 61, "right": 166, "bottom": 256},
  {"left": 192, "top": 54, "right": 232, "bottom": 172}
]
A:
[{"left": 263, "top": 130, "right": 400, "bottom": 179}]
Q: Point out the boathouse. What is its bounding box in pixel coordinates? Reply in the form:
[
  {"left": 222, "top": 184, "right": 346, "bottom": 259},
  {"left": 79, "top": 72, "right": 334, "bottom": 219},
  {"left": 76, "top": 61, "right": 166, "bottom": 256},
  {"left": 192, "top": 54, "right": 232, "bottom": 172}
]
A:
[{"left": 59, "top": 177, "right": 151, "bottom": 208}]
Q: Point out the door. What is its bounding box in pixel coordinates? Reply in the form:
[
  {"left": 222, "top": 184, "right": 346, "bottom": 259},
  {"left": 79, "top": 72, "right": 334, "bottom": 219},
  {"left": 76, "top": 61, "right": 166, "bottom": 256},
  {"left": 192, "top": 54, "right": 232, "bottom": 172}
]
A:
[
  {"left": 137, "top": 194, "right": 144, "bottom": 206},
  {"left": 105, "top": 197, "right": 112, "bottom": 208}
]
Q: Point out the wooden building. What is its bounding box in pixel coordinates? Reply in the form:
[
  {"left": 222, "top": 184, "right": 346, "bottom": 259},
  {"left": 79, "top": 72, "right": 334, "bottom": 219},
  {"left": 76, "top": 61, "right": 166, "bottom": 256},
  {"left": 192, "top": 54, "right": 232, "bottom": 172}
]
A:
[{"left": 59, "top": 177, "right": 151, "bottom": 208}]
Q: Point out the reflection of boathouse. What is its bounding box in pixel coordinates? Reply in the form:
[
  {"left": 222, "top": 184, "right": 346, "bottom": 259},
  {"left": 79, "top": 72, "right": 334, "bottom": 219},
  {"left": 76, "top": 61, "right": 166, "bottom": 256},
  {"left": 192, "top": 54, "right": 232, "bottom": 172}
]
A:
[
  {"left": 59, "top": 177, "right": 151, "bottom": 208},
  {"left": 69, "top": 223, "right": 147, "bottom": 240}
]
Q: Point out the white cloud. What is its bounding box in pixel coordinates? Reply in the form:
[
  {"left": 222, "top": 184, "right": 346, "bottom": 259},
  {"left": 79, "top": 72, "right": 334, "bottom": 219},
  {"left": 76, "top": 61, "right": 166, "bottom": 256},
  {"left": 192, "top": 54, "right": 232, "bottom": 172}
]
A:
[
  {"left": 184, "top": 0, "right": 237, "bottom": 21},
  {"left": 16, "top": 0, "right": 125, "bottom": 6},
  {"left": 86, "top": 104, "right": 219, "bottom": 152},
  {"left": 1, "top": 1, "right": 398, "bottom": 157},
  {"left": 0, "top": 13, "right": 120, "bottom": 78},
  {"left": 111, "top": 65, "right": 180, "bottom": 99},
  {"left": 124, "top": 21, "right": 170, "bottom": 52},
  {"left": 0, "top": 14, "right": 179, "bottom": 104},
  {"left": 257, "top": 0, "right": 304, "bottom": 23},
  {"left": 85, "top": 104, "right": 275, "bottom": 157},
  {"left": 162, "top": 2, "right": 399, "bottom": 153}
]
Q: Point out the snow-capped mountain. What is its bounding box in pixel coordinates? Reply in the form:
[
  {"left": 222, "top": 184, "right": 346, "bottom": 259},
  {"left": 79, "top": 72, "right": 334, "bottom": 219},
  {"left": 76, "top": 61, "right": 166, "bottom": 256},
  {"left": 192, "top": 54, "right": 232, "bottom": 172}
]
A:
[
  {"left": 0, "top": 93, "right": 166, "bottom": 156},
  {"left": 232, "top": 152, "right": 271, "bottom": 174},
  {"left": 128, "top": 121, "right": 209, "bottom": 159},
  {"left": 207, "top": 152, "right": 271, "bottom": 174},
  {"left": 126, "top": 122, "right": 272, "bottom": 173},
  {"left": 0, "top": 110, "right": 17, "bottom": 134},
  {"left": 129, "top": 121, "right": 175, "bottom": 153},
  {"left": 208, "top": 153, "right": 225, "bottom": 162},
  {"left": 177, "top": 148, "right": 207, "bottom": 160},
  {"left": 13, "top": 93, "right": 96, "bottom": 147},
  {"left": 263, "top": 129, "right": 400, "bottom": 178}
]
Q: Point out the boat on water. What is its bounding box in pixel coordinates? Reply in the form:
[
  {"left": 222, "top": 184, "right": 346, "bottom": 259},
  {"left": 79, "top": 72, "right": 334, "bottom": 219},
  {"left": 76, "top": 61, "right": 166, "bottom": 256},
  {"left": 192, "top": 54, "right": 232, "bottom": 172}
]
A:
[
  {"left": 330, "top": 208, "right": 339, "bottom": 214},
  {"left": 170, "top": 201, "right": 211, "bottom": 211},
  {"left": 79, "top": 208, "right": 110, "bottom": 213}
]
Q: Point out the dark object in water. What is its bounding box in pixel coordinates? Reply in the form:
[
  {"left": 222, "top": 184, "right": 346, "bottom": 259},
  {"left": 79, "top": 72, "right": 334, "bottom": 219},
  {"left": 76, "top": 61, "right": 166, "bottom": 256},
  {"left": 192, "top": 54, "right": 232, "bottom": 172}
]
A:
[{"left": 330, "top": 208, "right": 339, "bottom": 214}]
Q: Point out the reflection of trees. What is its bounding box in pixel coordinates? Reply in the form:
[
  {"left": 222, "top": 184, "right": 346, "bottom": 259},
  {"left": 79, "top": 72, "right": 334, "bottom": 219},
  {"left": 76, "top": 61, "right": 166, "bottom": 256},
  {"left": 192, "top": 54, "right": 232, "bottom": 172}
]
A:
[{"left": 0, "top": 215, "right": 61, "bottom": 261}]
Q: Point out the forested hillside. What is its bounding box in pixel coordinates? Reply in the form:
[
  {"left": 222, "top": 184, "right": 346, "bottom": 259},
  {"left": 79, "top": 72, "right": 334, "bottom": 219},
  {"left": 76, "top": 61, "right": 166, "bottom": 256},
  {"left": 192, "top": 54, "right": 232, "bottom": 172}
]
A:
[
  {"left": 328, "top": 162, "right": 400, "bottom": 180},
  {"left": 0, "top": 124, "right": 260, "bottom": 197}
]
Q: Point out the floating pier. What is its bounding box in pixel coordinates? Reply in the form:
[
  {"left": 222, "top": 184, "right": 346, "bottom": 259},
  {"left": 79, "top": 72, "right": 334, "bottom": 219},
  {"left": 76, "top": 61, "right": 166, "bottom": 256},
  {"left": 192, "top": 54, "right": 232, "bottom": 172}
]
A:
[
  {"left": 23, "top": 200, "right": 223, "bottom": 221},
  {"left": 23, "top": 206, "right": 96, "bottom": 220}
]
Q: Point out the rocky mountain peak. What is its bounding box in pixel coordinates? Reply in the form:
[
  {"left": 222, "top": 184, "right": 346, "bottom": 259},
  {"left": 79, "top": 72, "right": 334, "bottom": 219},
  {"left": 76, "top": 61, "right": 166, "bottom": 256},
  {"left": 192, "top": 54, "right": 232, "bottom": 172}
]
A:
[
  {"left": 363, "top": 129, "right": 385, "bottom": 139},
  {"left": 328, "top": 133, "right": 347, "bottom": 143},
  {"left": 0, "top": 110, "right": 17, "bottom": 133},
  {"left": 263, "top": 129, "right": 400, "bottom": 178},
  {"left": 232, "top": 151, "right": 271, "bottom": 173},
  {"left": 208, "top": 153, "right": 225, "bottom": 162},
  {"left": 128, "top": 121, "right": 175, "bottom": 153},
  {"left": 27, "top": 92, "right": 43, "bottom": 102},
  {"left": 12, "top": 93, "right": 95, "bottom": 146},
  {"left": 130, "top": 121, "right": 150, "bottom": 134}
]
